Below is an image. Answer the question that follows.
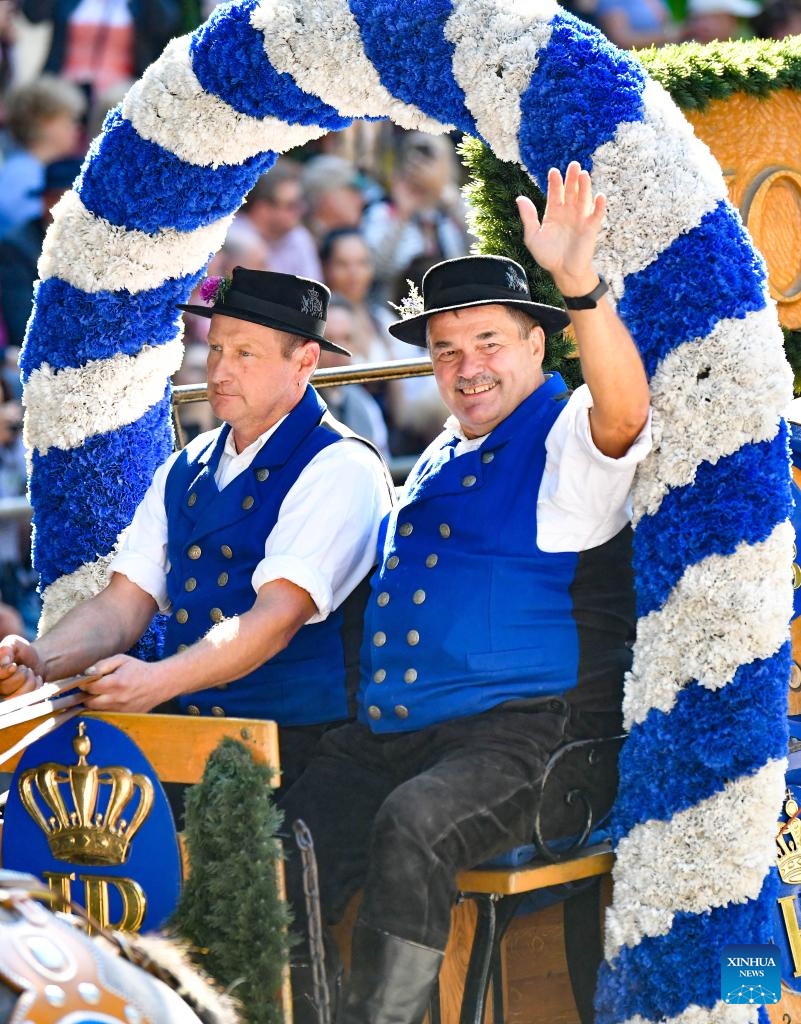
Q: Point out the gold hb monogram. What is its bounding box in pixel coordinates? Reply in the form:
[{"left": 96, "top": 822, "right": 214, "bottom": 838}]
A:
[
  {"left": 778, "top": 895, "right": 801, "bottom": 979},
  {"left": 44, "top": 870, "right": 147, "bottom": 933}
]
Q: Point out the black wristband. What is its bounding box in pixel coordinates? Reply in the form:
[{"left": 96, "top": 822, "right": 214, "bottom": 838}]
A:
[{"left": 562, "top": 274, "right": 609, "bottom": 310}]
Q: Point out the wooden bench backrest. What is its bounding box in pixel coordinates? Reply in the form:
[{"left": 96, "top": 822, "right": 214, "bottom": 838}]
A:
[{"left": 1, "top": 711, "right": 279, "bottom": 786}]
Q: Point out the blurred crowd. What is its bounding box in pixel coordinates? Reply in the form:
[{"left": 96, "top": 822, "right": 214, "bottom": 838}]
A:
[
  {"left": 567, "top": 0, "right": 801, "bottom": 43},
  {"left": 0, "top": 0, "right": 793, "bottom": 635},
  {"left": 179, "top": 128, "right": 472, "bottom": 459}
]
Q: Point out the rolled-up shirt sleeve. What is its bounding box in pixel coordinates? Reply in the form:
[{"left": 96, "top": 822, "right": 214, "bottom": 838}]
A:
[
  {"left": 537, "top": 384, "right": 652, "bottom": 553},
  {"left": 108, "top": 454, "right": 178, "bottom": 611},
  {"left": 252, "top": 439, "right": 393, "bottom": 622}
]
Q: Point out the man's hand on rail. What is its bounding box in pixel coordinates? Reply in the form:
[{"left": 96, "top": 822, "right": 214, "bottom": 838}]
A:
[{"left": 77, "top": 654, "right": 169, "bottom": 714}]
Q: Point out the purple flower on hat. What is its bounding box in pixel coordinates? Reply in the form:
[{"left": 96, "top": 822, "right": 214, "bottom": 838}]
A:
[{"left": 199, "top": 274, "right": 231, "bottom": 305}]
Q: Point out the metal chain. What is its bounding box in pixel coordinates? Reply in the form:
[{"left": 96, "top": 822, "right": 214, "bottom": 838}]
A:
[{"left": 292, "top": 819, "right": 331, "bottom": 1024}]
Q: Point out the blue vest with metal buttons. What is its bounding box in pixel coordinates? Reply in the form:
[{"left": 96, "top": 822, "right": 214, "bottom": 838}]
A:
[
  {"left": 358, "top": 373, "right": 636, "bottom": 733},
  {"left": 163, "top": 385, "right": 357, "bottom": 724}
]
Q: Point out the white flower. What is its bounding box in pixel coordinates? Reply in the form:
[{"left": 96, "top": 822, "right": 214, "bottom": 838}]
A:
[{"left": 389, "top": 281, "right": 425, "bottom": 321}]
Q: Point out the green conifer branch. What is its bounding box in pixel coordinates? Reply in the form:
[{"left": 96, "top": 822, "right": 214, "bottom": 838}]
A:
[
  {"left": 170, "top": 738, "right": 290, "bottom": 1024},
  {"left": 460, "top": 35, "right": 801, "bottom": 387}
]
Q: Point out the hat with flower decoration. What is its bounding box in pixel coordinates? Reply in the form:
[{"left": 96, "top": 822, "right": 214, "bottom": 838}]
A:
[
  {"left": 179, "top": 266, "right": 350, "bottom": 356},
  {"left": 388, "top": 255, "right": 570, "bottom": 348}
]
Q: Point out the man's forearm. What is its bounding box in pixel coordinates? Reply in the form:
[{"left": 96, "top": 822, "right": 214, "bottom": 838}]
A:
[
  {"left": 562, "top": 288, "right": 650, "bottom": 458},
  {"left": 149, "top": 579, "right": 315, "bottom": 701},
  {"left": 36, "top": 576, "right": 157, "bottom": 680},
  {"left": 515, "top": 166, "right": 651, "bottom": 458},
  {"left": 36, "top": 605, "right": 130, "bottom": 680}
]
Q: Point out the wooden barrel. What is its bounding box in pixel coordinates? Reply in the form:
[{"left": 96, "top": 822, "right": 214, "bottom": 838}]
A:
[{"left": 686, "top": 88, "right": 801, "bottom": 331}]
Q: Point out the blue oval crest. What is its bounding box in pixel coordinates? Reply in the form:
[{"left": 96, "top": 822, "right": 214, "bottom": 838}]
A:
[{"left": 2, "top": 716, "right": 181, "bottom": 932}]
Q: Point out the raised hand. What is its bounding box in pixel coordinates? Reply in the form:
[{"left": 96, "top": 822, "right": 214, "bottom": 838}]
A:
[{"left": 516, "top": 161, "right": 605, "bottom": 296}]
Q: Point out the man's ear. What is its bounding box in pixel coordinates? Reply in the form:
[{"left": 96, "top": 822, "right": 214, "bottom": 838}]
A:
[
  {"left": 529, "top": 324, "right": 546, "bottom": 362},
  {"left": 298, "top": 340, "right": 321, "bottom": 377}
]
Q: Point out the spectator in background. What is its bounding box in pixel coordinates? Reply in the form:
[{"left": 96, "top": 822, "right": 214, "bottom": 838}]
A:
[
  {"left": 316, "top": 295, "right": 390, "bottom": 458},
  {"left": 302, "top": 154, "right": 366, "bottom": 244},
  {"left": 320, "top": 228, "right": 394, "bottom": 365},
  {"left": 0, "top": 76, "right": 84, "bottom": 236},
  {"left": 0, "top": 600, "right": 23, "bottom": 638},
  {"left": 752, "top": 0, "right": 801, "bottom": 33},
  {"left": 685, "top": 0, "right": 760, "bottom": 37},
  {"left": 2, "top": 347, "right": 21, "bottom": 402},
  {"left": 0, "top": 157, "right": 82, "bottom": 348},
  {"left": 595, "top": 0, "right": 683, "bottom": 46},
  {"left": 559, "top": 0, "right": 602, "bottom": 28},
  {"left": 0, "top": 0, "right": 15, "bottom": 94},
  {"left": 320, "top": 227, "right": 405, "bottom": 450},
  {"left": 20, "top": 0, "right": 181, "bottom": 105},
  {"left": 361, "top": 131, "right": 469, "bottom": 302},
  {"left": 230, "top": 158, "right": 322, "bottom": 280},
  {"left": 86, "top": 78, "right": 134, "bottom": 141},
  {"left": 385, "top": 255, "right": 448, "bottom": 455}
]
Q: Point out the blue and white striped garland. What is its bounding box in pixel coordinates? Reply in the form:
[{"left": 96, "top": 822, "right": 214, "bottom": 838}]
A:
[{"left": 22, "top": 1, "right": 793, "bottom": 1018}]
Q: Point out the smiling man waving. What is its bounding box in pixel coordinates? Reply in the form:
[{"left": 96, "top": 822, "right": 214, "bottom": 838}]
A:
[{"left": 280, "top": 161, "right": 652, "bottom": 1024}]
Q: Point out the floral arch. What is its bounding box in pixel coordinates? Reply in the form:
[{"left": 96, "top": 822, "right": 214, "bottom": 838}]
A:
[{"left": 22, "top": 2, "right": 793, "bottom": 1021}]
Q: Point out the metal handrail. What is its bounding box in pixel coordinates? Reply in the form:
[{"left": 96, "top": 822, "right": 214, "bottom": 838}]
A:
[
  {"left": 0, "top": 497, "right": 32, "bottom": 523},
  {"left": 171, "top": 356, "right": 434, "bottom": 407},
  {"left": 171, "top": 356, "right": 435, "bottom": 454},
  {"left": 0, "top": 359, "right": 437, "bottom": 523}
]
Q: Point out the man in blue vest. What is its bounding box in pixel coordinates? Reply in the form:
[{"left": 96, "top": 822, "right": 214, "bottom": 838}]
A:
[
  {"left": 0, "top": 268, "right": 393, "bottom": 789},
  {"left": 281, "top": 161, "right": 652, "bottom": 1024}
]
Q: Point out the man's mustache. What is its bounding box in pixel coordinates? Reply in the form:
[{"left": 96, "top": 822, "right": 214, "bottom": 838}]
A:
[{"left": 455, "top": 375, "right": 500, "bottom": 390}]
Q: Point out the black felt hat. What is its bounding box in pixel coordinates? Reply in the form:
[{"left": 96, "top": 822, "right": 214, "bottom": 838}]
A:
[
  {"left": 179, "top": 266, "right": 350, "bottom": 356},
  {"left": 388, "top": 255, "right": 570, "bottom": 348}
]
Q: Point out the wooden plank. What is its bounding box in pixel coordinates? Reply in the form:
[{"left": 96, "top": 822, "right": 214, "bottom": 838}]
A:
[
  {"left": 0, "top": 711, "right": 280, "bottom": 786},
  {"left": 503, "top": 903, "right": 579, "bottom": 1024},
  {"left": 457, "top": 847, "right": 614, "bottom": 896},
  {"left": 438, "top": 900, "right": 478, "bottom": 1024},
  {"left": 500, "top": 876, "right": 613, "bottom": 1024}
]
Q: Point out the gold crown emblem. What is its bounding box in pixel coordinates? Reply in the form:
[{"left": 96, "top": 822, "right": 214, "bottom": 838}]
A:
[
  {"left": 19, "top": 721, "right": 154, "bottom": 866},
  {"left": 777, "top": 792, "right": 801, "bottom": 884}
]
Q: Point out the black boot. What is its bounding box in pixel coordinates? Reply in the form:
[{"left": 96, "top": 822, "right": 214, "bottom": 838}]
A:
[{"left": 338, "top": 921, "right": 444, "bottom": 1024}]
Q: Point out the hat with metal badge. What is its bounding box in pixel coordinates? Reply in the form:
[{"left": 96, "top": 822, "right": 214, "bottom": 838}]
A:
[
  {"left": 179, "top": 266, "right": 350, "bottom": 356},
  {"left": 388, "top": 255, "right": 570, "bottom": 348}
]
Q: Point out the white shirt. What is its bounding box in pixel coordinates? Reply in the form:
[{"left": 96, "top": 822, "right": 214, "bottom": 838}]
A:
[
  {"left": 110, "top": 419, "right": 393, "bottom": 623},
  {"left": 442, "top": 383, "right": 652, "bottom": 552}
]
